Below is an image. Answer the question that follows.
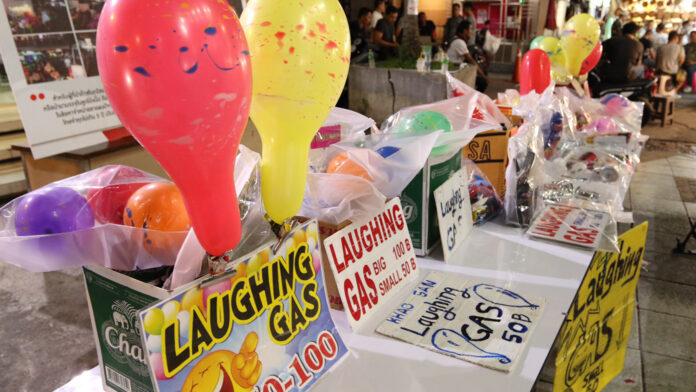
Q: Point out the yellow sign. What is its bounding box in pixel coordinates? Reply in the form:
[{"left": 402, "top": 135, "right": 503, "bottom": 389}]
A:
[{"left": 553, "top": 222, "right": 648, "bottom": 392}]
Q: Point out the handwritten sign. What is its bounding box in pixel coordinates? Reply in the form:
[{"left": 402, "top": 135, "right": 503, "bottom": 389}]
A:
[
  {"left": 433, "top": 168, "right": 473, "bottom": 262},
  {"left": 324, "top": 198, "right": 418, "bottom": 330},
  {"left": 139, "top": 221, "right": 348, "bottom": 392},
  {"left": 528, "top": 205, "right": 610, "bottom": 248},
  {"left": 553, "top": 222, "right": 648, "bottom": 392},
  {"left": 376, "top": 270, "right": 546, "bottom": 372}
]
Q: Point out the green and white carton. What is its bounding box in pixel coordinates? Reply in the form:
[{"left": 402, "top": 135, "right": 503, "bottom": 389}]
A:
[
  {"left": 83, "top": 266, "right": 169, "bottom": 392},
  {"left": 400, "top": 149, "right": 462, "bottom": 256}
]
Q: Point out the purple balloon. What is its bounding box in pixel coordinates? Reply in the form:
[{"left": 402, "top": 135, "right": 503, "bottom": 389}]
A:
[{"left": 15, "top": 187, "right": 95, "bottom": 236}]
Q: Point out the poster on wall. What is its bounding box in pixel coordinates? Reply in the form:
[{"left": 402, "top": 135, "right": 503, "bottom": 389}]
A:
[
  {"left": 138, "top": 220, "right": 349, "bottom": 392},
  {"left": 0, "top": 0, "right": 126, "bottom": 158}
]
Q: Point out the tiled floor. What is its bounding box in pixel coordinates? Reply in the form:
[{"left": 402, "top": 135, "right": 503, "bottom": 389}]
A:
[{"left": 534, "top": 96, "right": 696, "bottom": 391}]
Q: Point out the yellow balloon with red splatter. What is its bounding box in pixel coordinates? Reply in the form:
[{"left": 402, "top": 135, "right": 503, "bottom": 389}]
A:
[{"left": 241, "top": 0, "right": 350, "bottom": 224}]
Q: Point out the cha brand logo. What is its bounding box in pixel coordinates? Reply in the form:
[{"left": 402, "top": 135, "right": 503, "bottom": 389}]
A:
[{"left": 102, "top": 300, "right": 148, "bottom": 373}]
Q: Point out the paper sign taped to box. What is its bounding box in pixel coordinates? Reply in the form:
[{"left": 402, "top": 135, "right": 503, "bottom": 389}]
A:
[
  {"left": 138, "top": 220, "right": 348, "bottom": 392},
  {"left": 433, "top": 168, "right": 473, "bottom": 262},
  {"left": 528, "top": 205, "right": 610, "bottom": 248},
  {"left": 376, "top": 270, "right": 546, "bottom": 373},
  {"left": 324, "top": 198, "right": 419, "bottom": 330}
]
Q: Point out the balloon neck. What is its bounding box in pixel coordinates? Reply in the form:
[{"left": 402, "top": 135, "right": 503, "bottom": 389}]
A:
[{"left": 260, "top": 138, "right": 311, "bottom": 224}]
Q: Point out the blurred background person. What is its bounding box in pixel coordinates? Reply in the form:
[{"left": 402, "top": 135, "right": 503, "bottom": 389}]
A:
[
  {"left": 443, "top": 3, "right": 463, "bottom": 47},
  {"left": 683, "top": 31, "right": 696, "bottom": 92},
  {"left": 640, "top": 29, "right": 656, "bottom": 68},
  {"left": 447, "top": 20, "right": 487, "bottom": 92},
  {"left": 418, "top": 12, "right": 436, "bottom": 42},
  {"left": 600, "top": 22, "right": 644, "bottom": 83},
  {"left": 371, "top": 0, "right": 386, "bottom": 29},
  {"left": 652, "top": 23, "right": 669, "bottom": 47},
  {"left": 373, "top": 5, "right": 399, "bottom": 59},
  {"left": 350, "top": 7, "right": 372, "bottom": 62},
  {"left": 462, "top": 1, "right": 477, "bottom": 46},
  {"left": 656, "top": 31, "right": 685, "bottom": 88}
]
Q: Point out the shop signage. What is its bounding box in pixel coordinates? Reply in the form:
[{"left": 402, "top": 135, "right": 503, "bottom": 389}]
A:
[
  {"left": 376, "top": 270, "right": 545, "bottom": 373},
  {"left": 433, "top": 168, "right": 473, "bottom": 262},
  {"left": 553, "top": 222, "right": 648, "bottom": 392},
  {"left": 0, "top": 2, "right": 123, "bottom": 158},
  {"left": 324, "top": 198, "right": 418, "bottom": 330},
  {"left": 138, "top": 220, "right": 348, "bottom": 392},
  {"left": 528, "top": 205, "right": 610, "bottom": 248}
]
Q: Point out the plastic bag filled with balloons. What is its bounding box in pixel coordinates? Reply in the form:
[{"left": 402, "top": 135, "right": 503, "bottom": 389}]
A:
[
  {"left": 464, "top": 160, "right": 504, "bottom": 225},
  {"left": 0, "top": 146, "right": 267, "bottom": 273},
  {"left": 529, "top": 13, "right": 602, "bottom": 86}
]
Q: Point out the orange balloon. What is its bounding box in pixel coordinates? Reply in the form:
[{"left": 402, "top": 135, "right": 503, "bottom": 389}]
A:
[
  {"left": 124, "top": 183, "right": 191, "bottom": 251},
  {"left": 327, "top": 152, "right": 373, "bottom": 181}
]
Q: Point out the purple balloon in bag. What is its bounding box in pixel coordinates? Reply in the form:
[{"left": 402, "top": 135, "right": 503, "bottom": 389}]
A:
[{"left": 15, "top": 187, "right": 95, "bottom": 236}]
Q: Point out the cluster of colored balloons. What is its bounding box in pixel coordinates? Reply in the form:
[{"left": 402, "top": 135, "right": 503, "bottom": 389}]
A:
[
  {"left": 13, "top": 165, "right": 190, "bottom": 254},
  {"left": 526, "top": 14, "right": 602, "bottom": 89},
  {"left": 97, "top": 0, "right": 351, "bottom": 261}
]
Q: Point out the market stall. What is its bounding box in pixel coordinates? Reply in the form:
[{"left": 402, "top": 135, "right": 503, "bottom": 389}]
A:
[{"left": 0, "top": 1, "right": 649, "bottom": 392}]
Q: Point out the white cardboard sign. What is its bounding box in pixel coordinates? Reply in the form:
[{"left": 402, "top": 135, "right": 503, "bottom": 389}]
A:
[
  {"left": 0, "top": 1, "right": 122, "bottom": 158},
  {"left": 376, "top": 270, "right": 546, "bottom": 373},
  {"left": 433, "top": 168, "right": 473, "bottom": 262},
  {"left": 324, "top": 198, "right": 418, "bottom": 330},
  {"left": 528, "top": 205, "right": 609, "bottom": 248}
]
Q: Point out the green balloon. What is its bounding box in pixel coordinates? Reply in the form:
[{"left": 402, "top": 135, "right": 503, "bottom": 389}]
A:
[
  {"left": 530, "top": 36, "right": 546, "bottom": 50},
  {"left": 394, "top": 110, "right": 453, "bottom": 155}
]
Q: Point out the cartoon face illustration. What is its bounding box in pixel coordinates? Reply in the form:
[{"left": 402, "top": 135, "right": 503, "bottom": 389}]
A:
[
  {"left": 181, "top": 332, "right": 262, "bottom": 392},
  {"left": 473, "top": 284, "right": 539, "bottom": 309},
  {"left": 431, "top": 328, "right": 511, "bottom": 364}
]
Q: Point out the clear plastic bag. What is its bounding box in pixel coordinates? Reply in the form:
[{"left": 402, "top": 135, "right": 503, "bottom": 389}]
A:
[{"left": 464, "top": 160, "right": 503, "bottom": 225}]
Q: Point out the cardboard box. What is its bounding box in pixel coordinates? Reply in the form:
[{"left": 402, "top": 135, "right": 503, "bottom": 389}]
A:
[
  {"left": 497, "top": 105, "right": 523, "bottom": 127},
  {"left": 316, "top": 219, "right": 351, "bottom": 310},
  {"left": 462, "top": 129, "right": 511, "bottom": 198},
  {"left": 400, "top": 150, "right": 462, "bottom": 256},
  {"left": 83, "top": 266, "right": 169, "bottom": 392}
]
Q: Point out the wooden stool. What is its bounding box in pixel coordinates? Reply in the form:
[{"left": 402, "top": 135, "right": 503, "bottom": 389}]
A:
[{"left": 652, "top": 95, "right": 675, "bottom": 127}]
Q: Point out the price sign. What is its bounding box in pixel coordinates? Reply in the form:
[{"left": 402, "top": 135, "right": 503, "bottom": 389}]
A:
[
  {"left": 528, "top": 205, "right": 610, "bottom": 248},
  {"left": 433, "top": 168, "right": 473, "bottom": 262},
  {"left": 138, "top": 220, "right": 348, "bottom": 392},
  {"left": 324, "top": 198, "right": 418, "bottom": 330},
  {"left": 377, "top": 270, "right": 546, "bottom": 373}
]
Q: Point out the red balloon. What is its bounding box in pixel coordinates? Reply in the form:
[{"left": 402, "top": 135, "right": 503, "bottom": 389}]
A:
[
  {"left": 520, "top": 49, "right": 551, "bottom": 95},
  {"left": 87, "top": 166, "right": 149, "bottom": 224},
  {"left": 580, "top": 42, "right": 603, "bottom": 75},
  {"left": 97, "top": 0, "right": 252, "bottom": 256}
]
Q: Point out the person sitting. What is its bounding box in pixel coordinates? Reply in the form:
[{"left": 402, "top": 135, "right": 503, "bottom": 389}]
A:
[
  {"left": 640, "top": 29, "right": 656, "bottom": 68},
  {"left": 600, "top": 22, "right": 644, "bottom": 84},
  {"left": 350, "top": 7, "right": 372, "bottom": 61},
  {"left": 373, "top": 5, "right": 399, "bottom": 59},
  {"left": 418, "top": 12, "right": 436, "bottom": 42},
  {"left": 683, "top": 31, "right": 696, "bottom": 92},
  {"left": 443, "top": 3, "right": 464, "bottom": 47},
  {"left": 447, "top": 20, "right": 487, "bottom": 92},
  {"left": 656, "top": 31, "right": 685, "bottom": 88}
]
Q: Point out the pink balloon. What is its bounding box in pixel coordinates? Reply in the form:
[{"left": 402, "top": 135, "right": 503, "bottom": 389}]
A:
[
  {"left": 149, "top": 353, "right": 168, "bottom": 380},
  {"left": 520, "top": 49, "right": 551, "bottom": 95},
  {"left": 97, "top": 0, "right": 252, "bottom": 256},
  {"left": 580, "top": 42, "right": 602, "bottom": 75}
]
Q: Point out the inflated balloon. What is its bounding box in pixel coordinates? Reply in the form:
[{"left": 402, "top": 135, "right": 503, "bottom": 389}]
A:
[
  {"left": 561, "top": 14, "right": 600, "bottom": 76},
  {"left": 600, "top": 93, "right": 630, "bottom": 116},
  {"left": 579, "top": 41, "right": 602, "bottom": 75},
  {"left": 15, "top": 187, "right": 95, "bottom": 236},
  {"left": 551, "top": 65, "right": 572, "bottom": 85},
  {"left": 124, "top": 183, "right": 191, "bottom": 250},
  {"left": 87, "top": 166, "right": 149, "bottom": 224},
  {"left": 530, "top": 36, "right": 546, "bottom": 49},
  {"left": 519, "top": 49, "right": 551, "bottom": 95},
  {"left": 394, "top": 110, "right": 452, "bottom": 155},
  {"left": 327, "top": 152, "right": 373, "bottom": 181},
  {"left": 97, "top": 0, "right": 251, "bottom": 256},
  {"left": 537, "top": 37, "right": 565, "bottom": 68},
  {"left": 241, "top": 0, "right": 350, "bottom": 223}
]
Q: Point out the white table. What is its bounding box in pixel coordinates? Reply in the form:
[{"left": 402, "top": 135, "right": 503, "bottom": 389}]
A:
[{"left": 56, "top": 221, "right": 594, "bottom": 392}]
